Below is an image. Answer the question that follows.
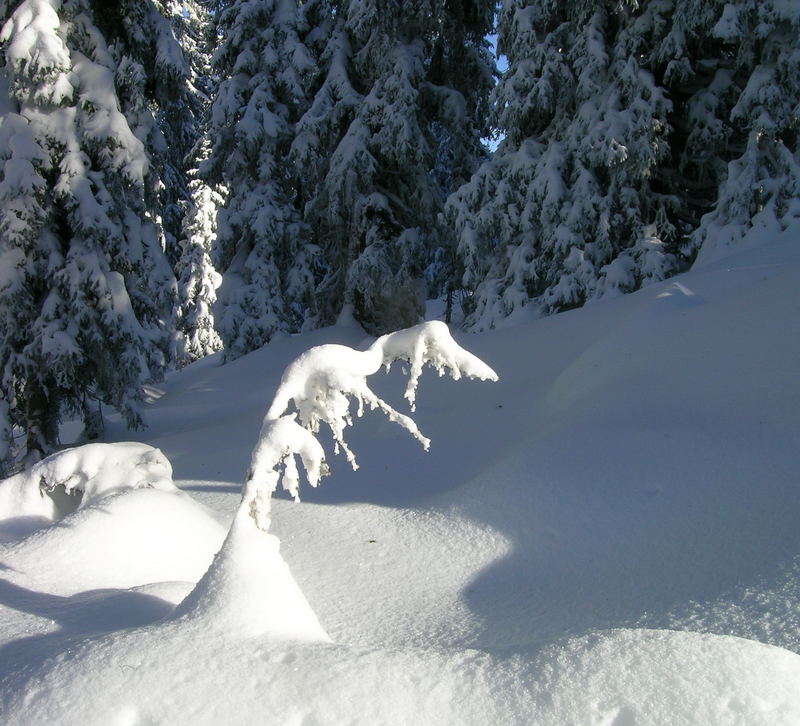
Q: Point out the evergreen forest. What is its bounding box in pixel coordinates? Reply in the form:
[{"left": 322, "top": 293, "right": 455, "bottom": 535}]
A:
[{"left": 1, "top": 0, "right": 798, "bottom": 471}]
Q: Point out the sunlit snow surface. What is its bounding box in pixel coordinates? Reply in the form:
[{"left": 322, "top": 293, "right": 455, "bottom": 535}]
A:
[{"left": 1, "top": 225, "right": 799, "bottom": 724}]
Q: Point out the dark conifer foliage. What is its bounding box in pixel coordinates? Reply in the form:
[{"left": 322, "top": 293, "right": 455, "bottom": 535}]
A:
[
  {"left": 205, "top": 0, "right": 495, "bottom": 347},
  {"left": 0, "top": 0, "right": 197, "bottom": 470},
  {"left": 447, "top": 0, "right": 799, "bottom": 329},
  {"left": 1, "top": 0, "right": 796, "bottom": 470},
  {"left": 289, "top": 0, "right": 496, "bottom": 335}
]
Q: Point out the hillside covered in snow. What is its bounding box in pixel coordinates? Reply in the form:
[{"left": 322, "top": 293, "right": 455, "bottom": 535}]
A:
[{"left": 0, "top": 224, "right": 798, "bottom": 724}]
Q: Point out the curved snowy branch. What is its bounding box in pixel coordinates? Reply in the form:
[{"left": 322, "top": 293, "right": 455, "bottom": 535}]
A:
[{"left": 243, "top": 321, "right": 498, "bottom": 530}]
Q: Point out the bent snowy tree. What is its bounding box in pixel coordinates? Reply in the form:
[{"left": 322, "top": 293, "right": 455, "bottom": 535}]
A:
[{"left": 175, "top": 321, "right": 498, "bottom": 640}]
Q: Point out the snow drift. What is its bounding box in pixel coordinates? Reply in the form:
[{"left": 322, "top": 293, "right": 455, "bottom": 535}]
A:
[{"left": 0, "top": 233, "right": 798, "bottom": 724}]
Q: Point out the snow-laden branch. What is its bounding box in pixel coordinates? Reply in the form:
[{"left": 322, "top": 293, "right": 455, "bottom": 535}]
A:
[
  {"left": 376, "top": 321, "right": 499, "bottom": 410},
  {"left": 244, "top": 321, "right": 498, "bottom": 530}
]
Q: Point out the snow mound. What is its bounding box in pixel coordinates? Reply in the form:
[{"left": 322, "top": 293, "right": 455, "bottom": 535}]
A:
[
  {"left": 532, "top": 629, "right": 800, "bottom": 725},
  {"left": 1, "top": 627, "right": 797, "bottom": 725},
  {"left": 172, "top": 507, "right": 330, "bottom": 642},
  {"left": 0, "top": 442, "right": 175, "bottom": 534},
  {"left": 0, "top": 444, "right": 225, "bottom": 598},
  {"left": 0, "top": 487, "right": 226, "bottom": 597}
]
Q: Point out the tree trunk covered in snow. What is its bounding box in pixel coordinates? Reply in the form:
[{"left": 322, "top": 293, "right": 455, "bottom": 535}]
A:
[{"left": 446, "top": 0, "right": 800, "bottom": 330}]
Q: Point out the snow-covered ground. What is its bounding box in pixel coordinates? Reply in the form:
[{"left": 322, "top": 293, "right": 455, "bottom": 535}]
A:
[{"left": 1, "top": 225, "right": 799, "bottom": 724}]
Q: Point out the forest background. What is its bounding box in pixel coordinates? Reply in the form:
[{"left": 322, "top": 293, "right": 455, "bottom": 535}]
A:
[{"left": 0, "top": 0, "right": 797, "bottom": 472}]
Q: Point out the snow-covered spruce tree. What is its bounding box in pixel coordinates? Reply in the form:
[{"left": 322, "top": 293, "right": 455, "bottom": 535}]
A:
[
  {"left": 173, "top": 3, "right": 225, "bottom": 366},
  {"left": 292, "top": 0, "right": 495, "bottom": 335},
  {"left": 447, "top": 1, "right": 678, "bottom": 329},
  {"left": 90, "top": 0, "right": 206, "bottom": 267},
  {"left": 174, "top": 321, "right": 497, "bottom": 639},
  {"left": 447, "top": 0, "right": 800, "bottom": 329},
  {"left": 76, "top": 2, "right": 215, "bottom": 365},
  {"left": 201, "top": 0, "right": 317, "bottom": 361},
  {"left": 686, "top": 2, "right": 800, "bottom": 263},
  {"left": 174, "top": 152, "right": 225, "bottom": 365},
  {"left": 0, "top": 0, "right": 181, "bottom": 469}
]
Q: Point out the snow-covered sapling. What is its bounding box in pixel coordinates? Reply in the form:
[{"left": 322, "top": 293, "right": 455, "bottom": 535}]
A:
[
  {"left": 244, "top": 320, "right": 498, "bottom": 529},
  {"left": 176, "top": 321, "right": 498, "bottom": 640}
]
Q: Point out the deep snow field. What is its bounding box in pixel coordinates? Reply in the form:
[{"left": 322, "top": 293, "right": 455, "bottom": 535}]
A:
[{"left": 0, "top": 225, "right": 799, "bottom": 725}]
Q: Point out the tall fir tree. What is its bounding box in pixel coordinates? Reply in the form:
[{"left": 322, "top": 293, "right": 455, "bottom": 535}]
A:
[
  {"left": 174, "top": 142, "right": 225, "bottom": 364},
  {"left": 447, "top": 0, "right": 799, "bottom": 330},
  {"left": 292, "top": 0, "right": 495, "bottom": 334},
  {"left": 202, "top": 0, "right": 317, "bottom": 360},
  {"left": 0, "top": 0, "right": 192, "bottom": 470},
  {"left": 173, "top": 1, "right": 225, "bottom": 365},
  {"left": 88, "top": 0, "right": 202, "bottom": 265}
]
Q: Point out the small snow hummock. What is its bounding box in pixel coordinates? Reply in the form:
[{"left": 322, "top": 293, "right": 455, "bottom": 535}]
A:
[
  {"left": 0, "top": 441, "right": 175, "bottom": 525},
  {"left": 0, "top": 441, "right": 225, "bottom": 590},
  {"left": 171, "top": 505, "right": 331, "bottom": 641}
]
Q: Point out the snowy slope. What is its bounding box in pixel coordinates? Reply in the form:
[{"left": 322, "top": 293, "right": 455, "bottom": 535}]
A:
[{"left": 0, "top": 226, "right": 798, "bottom": 724}]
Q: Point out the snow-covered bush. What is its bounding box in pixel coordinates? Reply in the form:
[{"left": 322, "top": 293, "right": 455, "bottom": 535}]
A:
[
  {"left": 0, "top": 442, "right": 176, "bottom": 524},
  {"left": 176, "top": 321, "right": 497, "bottom": 639},
  {"left": 174, "top": 168, "right": 225, "bottom": 366}
]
